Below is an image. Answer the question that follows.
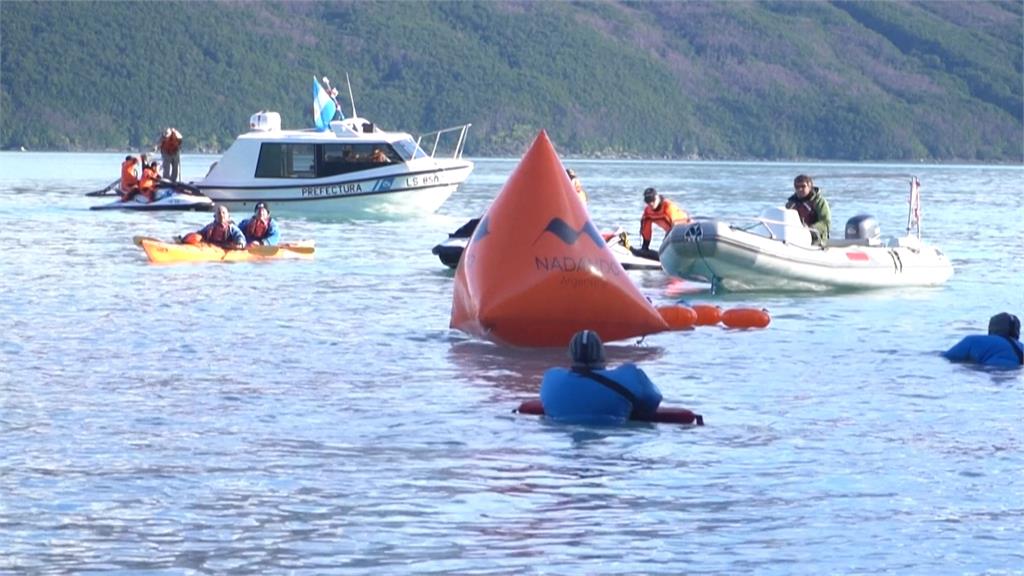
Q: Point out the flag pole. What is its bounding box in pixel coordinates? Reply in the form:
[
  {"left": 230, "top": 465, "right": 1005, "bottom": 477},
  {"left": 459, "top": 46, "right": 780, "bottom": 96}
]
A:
[{"left": 346, "top": 72, "right": 357, "bottom": 120}]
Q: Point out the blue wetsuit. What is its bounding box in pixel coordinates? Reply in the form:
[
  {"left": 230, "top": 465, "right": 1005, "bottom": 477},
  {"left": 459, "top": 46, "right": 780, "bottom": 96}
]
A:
[
  {"left": 943, "top": 335, "right": 1023, "bottom": 368},
  {"left": 540, "top": 363, "right": 662, "bottom": 425},
  {"left": 238, "top": 217, "right": 280, "bottom": 246}
]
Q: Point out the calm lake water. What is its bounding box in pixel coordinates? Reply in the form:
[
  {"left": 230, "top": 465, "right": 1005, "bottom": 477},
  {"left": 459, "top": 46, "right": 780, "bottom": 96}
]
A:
[{"left": 1, "top": 151, "right": 1022, "bottom": 574}]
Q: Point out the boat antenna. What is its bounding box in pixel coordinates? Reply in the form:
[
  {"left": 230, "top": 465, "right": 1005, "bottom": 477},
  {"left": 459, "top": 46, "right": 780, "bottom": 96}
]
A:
[
  {"left": 346, "top": 72, "right": 357, "bottom": 119},
  {"left": 906, "top": 176, "right": 922, "bottom": 238}
]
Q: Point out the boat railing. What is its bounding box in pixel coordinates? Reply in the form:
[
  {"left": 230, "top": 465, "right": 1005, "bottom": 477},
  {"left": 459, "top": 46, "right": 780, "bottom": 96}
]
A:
[{"left": 416, "top": 123, "right": 472, "bottom": 160}]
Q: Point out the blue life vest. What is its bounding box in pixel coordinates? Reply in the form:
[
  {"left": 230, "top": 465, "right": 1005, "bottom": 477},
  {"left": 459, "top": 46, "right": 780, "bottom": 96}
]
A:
[{"left": 540, "top": 363, "right": 662, "bottom": 425}]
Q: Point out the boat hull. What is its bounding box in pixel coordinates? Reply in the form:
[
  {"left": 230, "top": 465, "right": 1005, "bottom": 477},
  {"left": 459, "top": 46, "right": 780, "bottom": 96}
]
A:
[
  {"left": 138, "top": 238, "right": 315, "bottom": 264},
  {"left": 200, "top": 160, "right": 473, "bottom": 218},
  {"left": 660, "top": 219, "right": 954, "bottom": 291},
  {"left": 90, "top": 188, "right": 213, "bottom": 212},
  {"left": 432, "top": 221, "right": 661, "bottom": 271}
]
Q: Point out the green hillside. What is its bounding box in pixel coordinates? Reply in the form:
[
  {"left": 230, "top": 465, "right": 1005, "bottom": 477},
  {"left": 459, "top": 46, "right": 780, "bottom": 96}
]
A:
[{"left": 1, "top": 0, "right": 1021, "bottom": 161}]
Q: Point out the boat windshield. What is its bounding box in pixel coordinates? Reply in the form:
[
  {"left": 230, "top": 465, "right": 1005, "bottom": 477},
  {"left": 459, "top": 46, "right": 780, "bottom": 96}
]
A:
[{"left": 392, "top": 137, "right": 429, "bottom": 161}]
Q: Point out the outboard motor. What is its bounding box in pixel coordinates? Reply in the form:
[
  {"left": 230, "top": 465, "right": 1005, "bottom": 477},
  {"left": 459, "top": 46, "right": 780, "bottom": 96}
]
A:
[{"left": 845, "top": 214, "right": 881, "bottom": 244}]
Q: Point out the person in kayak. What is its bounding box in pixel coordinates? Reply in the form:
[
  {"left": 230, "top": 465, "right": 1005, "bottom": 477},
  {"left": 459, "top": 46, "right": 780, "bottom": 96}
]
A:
[
  {"left": 238, "top": 202, "right": 280, "bottom": 247},
  {"left": 567, "top": 168, "right": 587, "bottom": 205},
  {"left": 786, "top": 174, "right": 831, "bottom": 246},
  {"left": 943, "top": 312, "right": 1023, "bottom": 368},
  {"left": 639, "top": 187, "right": 689, "bottom": 255},
  {"left": 539, "top": 329, "right": 663, "bottom": 425},
  {"left": 194, "top": 204, "right": 245, "bottom": 249}
]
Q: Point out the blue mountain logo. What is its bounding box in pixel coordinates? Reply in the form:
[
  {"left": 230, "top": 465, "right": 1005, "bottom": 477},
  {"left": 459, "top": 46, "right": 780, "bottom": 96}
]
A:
[{"left": 535, "top": 218, "right": 604, "bottom": 247}]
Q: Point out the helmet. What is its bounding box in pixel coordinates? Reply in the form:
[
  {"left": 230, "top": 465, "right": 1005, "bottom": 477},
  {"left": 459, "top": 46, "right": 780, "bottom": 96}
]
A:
[
  {"left": 989, "top": 312, "right": 1021, "bottom": 340},
  {"left": 182, "top": 232, "right": 202, "bottom": 245},
  {"left": 643, "top": 187, "right": 658, "bottom": 203},
  {"left": 254, "top": 201, "right": 269, "bottom": 214},
  {"left": 569, "top": 329, "right": 605, "bottom": 369},
  {"left": 566, "top": 168, "right": 576, "bottom": 178}
]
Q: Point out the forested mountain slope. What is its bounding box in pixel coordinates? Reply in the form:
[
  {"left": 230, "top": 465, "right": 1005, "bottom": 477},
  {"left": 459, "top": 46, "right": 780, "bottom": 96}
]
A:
[{"left": 2, "top": 0, "right": 1020, "bottom": 161}]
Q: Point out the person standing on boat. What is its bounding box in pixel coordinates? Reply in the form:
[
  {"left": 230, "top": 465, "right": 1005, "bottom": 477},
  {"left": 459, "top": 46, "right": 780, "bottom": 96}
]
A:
[
  {"left": 119, "top": 155, "right": 140, "bottom": 201},
  {"left": 194, "top": 204, "right": 245, "bottom": 250},
  {"left": 540, "top": 329, "right": 663, "bottom": 425},
  {"left": 639, "top": 187, "right": 689, "bottom": 254},
  {"left": 238, "top": 202, "right": 280, "bottom": 247},
  {"left": 943, "top": 312, "right": 1023, "bottom": 368},
  {"left": 159, "top": 127, "right": 183, "bottom": 182},
  {"left": 567, "top": 168, "right": 587, "bottom": 205},
  {"left": 786, "top": 175, "right": 831, "bottom": 246}
]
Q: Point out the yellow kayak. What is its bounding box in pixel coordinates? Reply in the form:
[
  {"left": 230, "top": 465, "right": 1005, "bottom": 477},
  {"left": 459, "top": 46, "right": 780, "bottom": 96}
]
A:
[{"left": 134, "top": 236, "right": 315, "bottom": 264}]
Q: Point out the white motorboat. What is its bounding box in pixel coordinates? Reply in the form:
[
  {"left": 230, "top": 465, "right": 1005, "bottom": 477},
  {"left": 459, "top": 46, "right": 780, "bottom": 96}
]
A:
[
  {"left": 90, "top": 183, "right": 213, "bottom": 212},
  {"left": 432, "top": 218, "right": 661, "bottom": 271},
  {"left": 659, "top": 177, "right": 954, "bottom": 292},
  {"left": 196, "top": 78, "right": 473, "bottom": 218}
]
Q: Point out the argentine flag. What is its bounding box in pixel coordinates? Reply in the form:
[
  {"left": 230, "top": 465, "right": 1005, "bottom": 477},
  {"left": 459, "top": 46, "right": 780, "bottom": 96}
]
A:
[{"left": 313, "top": 76, "right": 337, "bottom": 131}]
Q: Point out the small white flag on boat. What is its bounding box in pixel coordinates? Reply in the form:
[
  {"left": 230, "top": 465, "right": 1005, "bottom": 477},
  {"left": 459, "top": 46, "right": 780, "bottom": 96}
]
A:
[{"left": 313, "top": 76, "right": 337, "bottom": 132}]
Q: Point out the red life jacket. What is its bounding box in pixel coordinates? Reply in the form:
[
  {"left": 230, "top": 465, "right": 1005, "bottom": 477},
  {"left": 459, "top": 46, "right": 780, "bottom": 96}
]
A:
[
  {"left": 244, "top": 217, "right": 269, "bottom": 240},
  {"left": 204, "top": 223, "right": 229, "bottom": 244},
  {"left": 791, "top": 199, "right": 817, "bottom": 226},
  {"left": 161, "top": 134, "right": 181, "bottom": 155}
]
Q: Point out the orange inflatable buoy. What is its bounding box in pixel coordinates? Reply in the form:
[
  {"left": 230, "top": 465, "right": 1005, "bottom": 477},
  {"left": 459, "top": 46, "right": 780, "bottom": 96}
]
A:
[
  {"left": 691, "top": 303, "right": 722, "bottom": 326},
  {"left": 182, "top": 232, "right": 202, "bottom": 245},
  {"left": 657, "top": 305, "right": 697, "bottom": 330},
  {"left": 721, "top": 307, "right": 771, "bottom": 329},
  {"left": 450, "top": 130, "right": 669, "bottom": 346}
]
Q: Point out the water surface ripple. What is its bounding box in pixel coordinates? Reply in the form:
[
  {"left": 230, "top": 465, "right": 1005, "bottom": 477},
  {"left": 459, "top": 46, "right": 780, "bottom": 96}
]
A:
[{"left": 1, "top": 153, "right": 1021, "bottom": 574}]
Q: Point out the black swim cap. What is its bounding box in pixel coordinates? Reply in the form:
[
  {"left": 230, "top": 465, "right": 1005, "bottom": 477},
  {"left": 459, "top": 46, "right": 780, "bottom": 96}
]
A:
[
  {"left": 569, "top": 329, "right": 606, "bottom": 369},
  {"left": 989, "top": 312, "right": 1021, "bottom": 339}
]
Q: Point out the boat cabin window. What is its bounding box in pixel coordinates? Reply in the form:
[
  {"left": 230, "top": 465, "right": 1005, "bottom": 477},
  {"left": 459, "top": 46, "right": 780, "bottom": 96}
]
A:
[
  {"left": 255, "top": 143, "right": 316, "bottom": 178},
  {"left": 254, "top": 142, "right": 401, "bottom": 178},
  {"left": 318, "top": 143, "right": 400, "bottom": 177},
  {"left": 392, "top": 137, "right": 429, "bottom": 161}
]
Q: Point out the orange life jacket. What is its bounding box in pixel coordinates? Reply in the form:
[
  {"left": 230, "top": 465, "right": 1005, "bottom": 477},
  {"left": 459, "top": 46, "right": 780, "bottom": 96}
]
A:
[
  {"left": 640, "top": 198, "right": 689, "bottom": 242},
  {"left": 120, "top": 159, "right": 139, "bottom": 195},
  {"left": 139, "top": 167, "right": 159, "bottom": 200}
]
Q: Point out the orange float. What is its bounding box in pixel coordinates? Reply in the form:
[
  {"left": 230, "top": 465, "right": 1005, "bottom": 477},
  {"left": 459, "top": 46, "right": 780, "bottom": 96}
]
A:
[
  {"left": 691, "top": 303, "right": 722, "bottom": 326},
  {"left": 516, "top": 398, "right": 704, "bottom": 426},
  {"left": 721, "top": 307, "right": 771, "bottom": 329},
  {"left": 657, "top": 305, "right": 697, "bottom": 330},
  {"left": 450, "top": 130, "right": 669, "bottom": 346}
]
